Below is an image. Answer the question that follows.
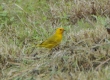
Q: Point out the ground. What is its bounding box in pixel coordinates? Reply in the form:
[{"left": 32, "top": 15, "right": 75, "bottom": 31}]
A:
[{"left": 0, "top": 0, "right": 110, "bottom": 80}]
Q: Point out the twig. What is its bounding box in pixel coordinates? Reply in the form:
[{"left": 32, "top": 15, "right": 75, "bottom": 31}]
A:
[{"left": 95, "top": 58, "right": 110, "bottom": 71}]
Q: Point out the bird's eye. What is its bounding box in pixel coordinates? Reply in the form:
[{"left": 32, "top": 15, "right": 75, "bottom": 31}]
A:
[{"left": 60, "top": 29, "right": 62, "bottom": 31}]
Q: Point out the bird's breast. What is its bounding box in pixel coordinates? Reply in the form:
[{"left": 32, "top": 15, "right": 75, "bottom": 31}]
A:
[{"left": 56, "top": 35, "right": 62, "bottom": 42}]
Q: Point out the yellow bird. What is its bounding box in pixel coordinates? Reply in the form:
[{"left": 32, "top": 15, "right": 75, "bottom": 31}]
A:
[{"left": 38, "top": 27, "right": 65, "bottom": 49}]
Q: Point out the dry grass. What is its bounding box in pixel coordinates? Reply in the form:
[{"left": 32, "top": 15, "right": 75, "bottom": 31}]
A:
[
  {"left": 0, "top": 0, "right": 110, "bottom": 80},
  {"left": 0, "top": 26, "right": 110, "bottom": 80}
]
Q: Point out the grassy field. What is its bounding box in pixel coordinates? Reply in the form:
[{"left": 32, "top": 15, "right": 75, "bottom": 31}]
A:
[{"left": 0, "top": 0, "right": 110, "bottom": 80}]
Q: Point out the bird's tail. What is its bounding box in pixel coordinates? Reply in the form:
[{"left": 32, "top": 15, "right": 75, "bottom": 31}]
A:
[{"left": 36, "top": 44, "right": 42, "bottom": 47}]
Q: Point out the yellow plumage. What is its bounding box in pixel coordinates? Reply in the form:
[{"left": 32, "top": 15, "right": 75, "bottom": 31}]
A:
[{"left": 37, "top": 27, "right": 65, "bottom": 49}]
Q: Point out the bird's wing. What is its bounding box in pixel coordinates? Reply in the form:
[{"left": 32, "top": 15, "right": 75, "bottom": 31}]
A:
[
  {"left": 41, "top": 37, "right": 57, "bottom": 45},
  {"left": 40, "top": 35, "right": 58, "bottom": 45}
]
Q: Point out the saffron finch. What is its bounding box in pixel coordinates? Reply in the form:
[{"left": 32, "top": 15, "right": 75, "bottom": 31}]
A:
[{"left": 38, "top": 27, "right": 65, "bottom": 49}]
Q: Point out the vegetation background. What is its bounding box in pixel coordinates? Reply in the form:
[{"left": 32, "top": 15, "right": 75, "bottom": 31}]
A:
[{"left": 0, "top": 0, "right": 110, "bottom": 80}]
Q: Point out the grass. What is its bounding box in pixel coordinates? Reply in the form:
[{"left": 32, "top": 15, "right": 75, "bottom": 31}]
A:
[{"left": 0, "top": 0, "right": 110, "bottom": 80}]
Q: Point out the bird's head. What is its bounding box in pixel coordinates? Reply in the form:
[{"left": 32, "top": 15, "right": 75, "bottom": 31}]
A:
[{"left": 55, "top": 27, "right": 65, "bottom": 34}]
